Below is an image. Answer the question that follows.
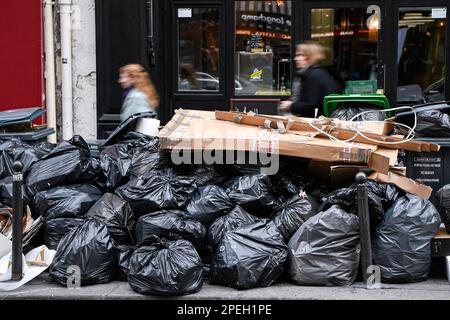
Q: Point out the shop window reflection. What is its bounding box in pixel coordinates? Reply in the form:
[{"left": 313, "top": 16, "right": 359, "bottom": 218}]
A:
[
  {"left": 235, "top": 1, "right": 292, "bottom": 96},
  {"left": 311, "top": 8, "right": 379, "bottom": 91},
  {"left": 397, "top": 7, "right": 446, "bottom": 103},
  {"left": 177, "top": 7, "right": 220, "bottom": 92}
]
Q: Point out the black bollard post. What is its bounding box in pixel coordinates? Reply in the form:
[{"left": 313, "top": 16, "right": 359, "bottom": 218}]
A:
[
  {"left": 355, "top": 172, "right": 372, "bottom": 286},
  {"left": 11, "top": 161, "right": 24, "bottom": 281}
]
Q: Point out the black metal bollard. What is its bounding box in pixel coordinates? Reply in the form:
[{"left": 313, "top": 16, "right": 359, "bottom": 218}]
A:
[
  {"left": 355, "top": 172, "right": 372, "bottom": 285},
  {"left": 11, "top": 161, "right": 24, "bottom": 281}
]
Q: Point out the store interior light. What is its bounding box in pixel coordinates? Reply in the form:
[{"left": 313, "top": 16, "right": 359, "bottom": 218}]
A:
[
  {"left": 399, "top": 12, "right": 436, "bottom": 28},
  {"left": 367, "top": 16, "right": 380, "bottom": 30}
]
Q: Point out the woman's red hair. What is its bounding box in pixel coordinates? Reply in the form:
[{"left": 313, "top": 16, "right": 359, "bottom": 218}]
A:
[{"left": 119, "top": 64, "right": 159, "bottom": 109}]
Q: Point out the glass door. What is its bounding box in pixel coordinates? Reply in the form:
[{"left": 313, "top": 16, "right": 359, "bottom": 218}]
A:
[
  {"left": 304, "top": 2, "right": 384, "bottom": 93},
  {"left": 396, "top": 6, "right": 447, "bottom": 104},
  {"left": 173, "top": 4, "right": 223, "bottom": 94}
]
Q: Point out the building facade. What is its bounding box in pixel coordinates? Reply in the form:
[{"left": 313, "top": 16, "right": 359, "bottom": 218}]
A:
[
  {"left": 2, "top": 1, "right": 448, "bottom": 140},
  {"left": 95, "top": 0, "right": 449, "bottom": 138}
]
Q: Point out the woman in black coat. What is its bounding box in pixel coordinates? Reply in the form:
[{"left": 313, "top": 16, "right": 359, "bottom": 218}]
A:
[{"left": 280, "top": 42, "right": 340, "bottom": 118}]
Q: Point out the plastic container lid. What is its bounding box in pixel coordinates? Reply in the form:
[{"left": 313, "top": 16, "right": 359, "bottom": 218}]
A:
[{"left": 323, "top": 93, "right": 391, "bottom": 117}]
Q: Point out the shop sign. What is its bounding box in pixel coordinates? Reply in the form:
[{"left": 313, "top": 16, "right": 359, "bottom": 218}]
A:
[{"left": 238, "top": 12, "right": 291, "bottom": 33}]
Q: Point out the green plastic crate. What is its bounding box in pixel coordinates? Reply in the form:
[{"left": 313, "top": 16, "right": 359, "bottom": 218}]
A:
[
  {"left": 323, "top": 93, "right": 391, "bottom": 118},
  {"left": 344, "top": 80, "right": 378, "bottom": 94}
]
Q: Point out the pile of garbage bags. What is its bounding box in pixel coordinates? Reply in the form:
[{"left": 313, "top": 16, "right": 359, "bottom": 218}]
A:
[{"left": 0, "top": 132, "right": 443, "bottom": 296}]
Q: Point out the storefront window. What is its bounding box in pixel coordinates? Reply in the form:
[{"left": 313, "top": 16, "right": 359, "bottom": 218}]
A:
[
  {"left": 311, "top": 8, "right": 380, "bottom": 90},
  {"left": 235, "top": 1, "right": 292, "bottom": 96},
  {"left": 397, "top": 7, "right": 446, "bottom": 103},
  {"left": 177, "top": 7, "right": 220, "bottom": 92}
]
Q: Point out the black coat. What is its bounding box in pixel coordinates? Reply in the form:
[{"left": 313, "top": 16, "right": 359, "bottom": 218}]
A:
[{"left": 290, "top": 65, "right": 340, "bottom": 117}]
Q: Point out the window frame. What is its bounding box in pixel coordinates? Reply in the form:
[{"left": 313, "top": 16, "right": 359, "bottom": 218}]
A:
[
  {"left": 389, "top": 1, "right": 449, "bottom": 104},
  {"left": 172, "top": 1, "right": 226, "bottom": 99},
  {"left": 231, "top": 0, "right": 296, "bottom": 100},
  {"left": 303, "top": 1, "right": 386, "bottom": 93}
]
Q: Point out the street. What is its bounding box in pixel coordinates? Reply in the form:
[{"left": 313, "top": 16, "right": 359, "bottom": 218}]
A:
[{"left": 1, "top": 273, "right": 450, "bottom": 300}]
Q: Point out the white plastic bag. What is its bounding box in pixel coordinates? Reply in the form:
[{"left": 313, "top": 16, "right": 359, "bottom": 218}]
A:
[{"left": 0, "top": 245, "right": 56, "bottom": 291}]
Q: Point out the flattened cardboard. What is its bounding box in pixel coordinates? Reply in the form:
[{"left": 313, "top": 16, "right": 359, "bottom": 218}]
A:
[
  {"left": 369, "top": 171, "right": 433, "bottom": 199},
  {"left": 308, "top": 160, "right": 370, "bottom": 188},
  {"left": 159, "top": 109, "right": 389, "bottom": 172}
]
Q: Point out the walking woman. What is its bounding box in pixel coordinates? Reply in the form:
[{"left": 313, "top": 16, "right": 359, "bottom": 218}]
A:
[
  {"left": 118, "top": 64, "right": 159, "bottom": 122},
  {"left": 279, "top": 42, "right": 339, "bottom": 118}
]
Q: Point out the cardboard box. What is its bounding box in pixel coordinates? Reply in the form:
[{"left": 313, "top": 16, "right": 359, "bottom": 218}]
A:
[
  {"left": 326, "top": 119, "right": 394, "bottom": 136},
  {"left": 432, "top": 229, "right": 450, "bottom": 257},
  {"left": 159, "top": 109, "right": 391, "bottom": 173},
  {"left": 369, "top": 171, "right": 433, "bottom": 199}
]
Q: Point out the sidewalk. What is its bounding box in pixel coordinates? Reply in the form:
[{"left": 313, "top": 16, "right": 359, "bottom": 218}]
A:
[{"left": 1, "top": 273, "right": 450, "bottom": 300}]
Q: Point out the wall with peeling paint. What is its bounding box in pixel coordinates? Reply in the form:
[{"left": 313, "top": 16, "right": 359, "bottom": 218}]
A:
[{"left": 71, "top": 0, "right": 97, "bottom": 140}]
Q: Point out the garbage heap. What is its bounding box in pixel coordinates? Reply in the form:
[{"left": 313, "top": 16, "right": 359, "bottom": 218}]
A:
[{"left": 1, "top": 109, "right": 446, "bottom": 295}]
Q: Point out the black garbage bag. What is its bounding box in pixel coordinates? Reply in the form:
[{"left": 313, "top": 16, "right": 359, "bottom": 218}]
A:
[
  {"left": 129, "top": 137, "right": 170, "bottom": 177},
  {"left": 320, "top": 180, "right": 399, "bottom": 230},
  {"left": 33, "top": 141, "right": 56, "bottom": 154},
  {"left": 44, "top": 218, "right": 85, "bottom": 250},
  {"left": 0, "top": 139, "right": 52, "bottom": 179},
  {"left": 49, "top": 219, "right": 118, "bottom": 287},
  {"left": 414, "top": 110, "right": 450, "bottom": 137},
  {"left": 330, "top": 104, "right": 386, "bottom": 121},
  {"left": 128, "top": 238, "right": 203, "bottom": 296},
  {"left": 269, "top": 174, "right": 300, "bottom": 200},
  {"left": 272, "top": 192, "right": 319, "bottom": 241},
  {"left": 210, "top": 220, "right": 288, "bottom": 290},
  {"left": 190, "top": 165, "right": 228, "bottom": 187},
  {"left": 116, "top": 169, "right": 197, "bottom": 216},
  {"left": 186, "top": 185, "right": 233, "bottom": 226},
  {"left": 226, "top": 174, "right": 278, "bottom": 217},
  {"left": 206, "top": 205, "right": 259, "bottom": 251},
  {"left": 115, "top": 245, "right": 135, "bottom": 281},
  {"left": 32, "top": 184, "right": 103, "bottom": 220},
  {"left": 373, "top": 194, "right": 441, "bottom": 283},
  {"left": 0, "top": 176, "right": 31, "bottom": 207},
  {"left": 99, "top": 143, "right": 132, "bottom": 190},
  {"left": 100, "top": 136, "right": 168, "bottom": 190},
  {"left": 135, "top": 210, "right": 206, "bottom": 249},
  {"left": 86, "top": 193, "right": 136, "bottom": 245},
  {"left": 288, "top": 205, "right": 360, "bottom": 286},
  {"left": 26, "top": 136, "right": 100, "bottom": 195},
  {"left": 219, "top": 163, "right": 263, "bottom": 177},
  {"left": 437, "top": 185, "right": 450, "bottom": 233}
]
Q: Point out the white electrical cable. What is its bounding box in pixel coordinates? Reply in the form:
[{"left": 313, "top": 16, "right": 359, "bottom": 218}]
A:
[
  {"left": 306, "top": 106, "right": 418, "bottom": 146},
  {"left": 349, "top": 106, "right": 417, "bottom": 145}
]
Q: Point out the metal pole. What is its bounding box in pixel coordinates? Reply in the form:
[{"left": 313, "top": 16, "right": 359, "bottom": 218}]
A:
[
  {"left": 355, "top": 172, "right": 372, "bottom": 285},
  {"left": 11, "top": 161, "right": 24, "bottom": 281},
  {"left": 43, "top": 0, "right": 58, "bottom": 143},
  {"left": 59, "top": 0, "right": 74, "bottom": 140}
]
